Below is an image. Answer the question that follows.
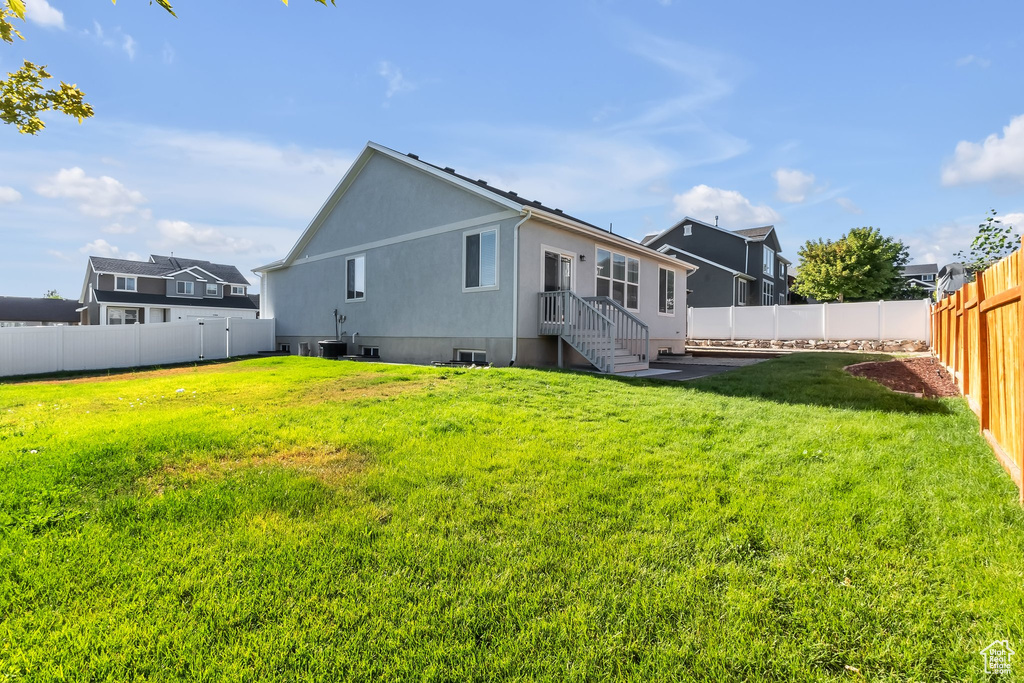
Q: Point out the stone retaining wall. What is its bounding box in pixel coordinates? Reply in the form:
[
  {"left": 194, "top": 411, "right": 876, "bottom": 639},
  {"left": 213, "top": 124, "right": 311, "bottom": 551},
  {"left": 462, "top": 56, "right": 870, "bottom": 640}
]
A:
[{"left": 686, "top": 338, "right": 929, "bottom": 352}]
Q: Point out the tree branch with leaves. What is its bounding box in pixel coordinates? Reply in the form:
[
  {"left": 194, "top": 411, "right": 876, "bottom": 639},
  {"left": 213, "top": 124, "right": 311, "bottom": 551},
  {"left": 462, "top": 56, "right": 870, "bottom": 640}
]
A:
[
  {"left": 1, "top": 0, "right": 335, "bottom": 135},
  {"left": 793, "top": 227, "right": 910, "bottom": 303},
  {"left": 954, "top": 209, "right": 1020, "bottom": 279}
]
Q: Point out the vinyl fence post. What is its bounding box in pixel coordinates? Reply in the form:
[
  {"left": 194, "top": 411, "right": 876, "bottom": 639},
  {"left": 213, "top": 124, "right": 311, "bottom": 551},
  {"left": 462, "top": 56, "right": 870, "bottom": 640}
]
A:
[
  {"left": 198, "top": 319, "right": 205, "bottom": 361},
  {"left": 877, "top": 300, "right": 884, "bottom": 341},
  {"left": 773, "top": 304, "right": 779, "bottom": 340},
  {"left": 822, "top": 302, "right": 829, "bottom": 341},
  {"left": 730, "top": 305, "right": 735, "bottom": 342},
  {"left": 135, "top": 321, "right": 142, "bottom": 367},
  {"left": 226, "top": 318, "right": 232, "bottom": 359},
  {"left": 56, "top": 324, "right": 64, "bottom": 372}
]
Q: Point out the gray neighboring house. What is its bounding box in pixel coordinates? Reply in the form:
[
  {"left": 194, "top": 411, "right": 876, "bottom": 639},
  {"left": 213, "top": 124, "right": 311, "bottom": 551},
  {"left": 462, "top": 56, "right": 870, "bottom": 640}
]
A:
[
  {"left": 901, "top": 263, "right": 938, "bottom": 291},
  {"left": 78, "top": 254, "right": 258, "bottom": 325},
  {"left": 256, "top": 141, "right": 698, "bottom": 373},
  {"left": 642, "top": 216, "right": 791, "bottom": 308},
  {"left": 0, "top": 297, "right": 81, "bottom": 327}
]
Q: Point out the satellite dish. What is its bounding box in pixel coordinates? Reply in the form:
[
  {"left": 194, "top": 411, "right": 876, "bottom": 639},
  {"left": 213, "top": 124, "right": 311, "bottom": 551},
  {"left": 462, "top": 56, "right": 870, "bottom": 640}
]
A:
[{"left": 937, "top": 262, "right": 966, "bottom": 298}]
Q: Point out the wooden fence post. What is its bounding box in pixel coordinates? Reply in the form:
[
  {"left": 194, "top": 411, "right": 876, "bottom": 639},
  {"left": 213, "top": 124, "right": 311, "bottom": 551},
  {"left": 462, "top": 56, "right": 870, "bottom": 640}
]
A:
[{"left": 977, "top": 273, "right": 990, "bottom": 432}]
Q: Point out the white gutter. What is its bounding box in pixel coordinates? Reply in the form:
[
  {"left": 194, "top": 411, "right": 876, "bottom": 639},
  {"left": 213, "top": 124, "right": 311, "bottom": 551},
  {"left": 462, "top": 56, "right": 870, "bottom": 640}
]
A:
[{"left": 509, "top": 209, "right": 533, "bottom": 366}]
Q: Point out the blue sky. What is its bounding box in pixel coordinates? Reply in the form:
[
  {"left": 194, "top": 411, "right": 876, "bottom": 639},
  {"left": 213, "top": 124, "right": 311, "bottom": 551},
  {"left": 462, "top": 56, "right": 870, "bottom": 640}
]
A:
[{"left": 3, "top": 0, "right": 1024, "bottom": 298}]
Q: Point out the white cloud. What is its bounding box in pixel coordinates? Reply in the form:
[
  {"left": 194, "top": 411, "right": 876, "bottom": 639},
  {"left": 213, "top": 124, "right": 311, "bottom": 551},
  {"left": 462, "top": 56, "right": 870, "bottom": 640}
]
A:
[
  {"left": 836, "top": 197, "right": 862, "bottom": 214},
  {"left": 942, "top": 114, "right": 1024, "bottom": 186},
  {"left": 24, "top": 0, "right": 64, "bottom": 29},
  {"left": 1002, "top": 212, "right": 1024, "bottom": 231},
  {"left": 102, "top": 222, "right": 137, "bottom": 235},
  {"left": 0, "top": 186, "right": 21, "bottom": 203},
  {"left": 80, "top": 238, "right": 125, "bottom": 258},
  {"left": 162, "top": 42, "right": 175, "bottom": 65},
  {"left": 46, "top": 249, "right": 72, "bottom": 262},
  {"left": 671, "top": 184, "right": 780, "bottom": 227},
  {"left": 956, "top": 55, "right": 990, "bottom": 68},
  {"left": 154, "top": 219, "right": 263, "bottom": 255},
  {"left": 37, "top": 167, "right": 148, "bottom": 218},
  {"left": 378, "top": 61, "right": 415, "bottom": 98},
  {"left": 773, "top": 168, "right": 816, "bottom": 203},
  {"left": 123, "top": 34, "right": 137, "bottom": 61}
]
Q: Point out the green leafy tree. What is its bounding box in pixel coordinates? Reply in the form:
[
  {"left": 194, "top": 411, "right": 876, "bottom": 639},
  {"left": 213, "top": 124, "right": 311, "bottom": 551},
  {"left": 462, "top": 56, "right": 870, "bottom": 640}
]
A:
[
  {"left": 954, "top": 209, "right": 1020, "bottom": 279},
  {"left": 793, "top": 227, "right": 910, "bottom": 303},
  {"left": 1, "top": 0, "right": 334, "bottom": 134},
  {"left": 44, "top": 289, "right": 61, "bottom": 299}
]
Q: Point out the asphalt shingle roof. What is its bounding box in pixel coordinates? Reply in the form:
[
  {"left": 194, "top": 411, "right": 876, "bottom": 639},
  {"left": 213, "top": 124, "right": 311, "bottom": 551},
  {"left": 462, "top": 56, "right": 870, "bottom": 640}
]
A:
[
  {"left": 902, "top": 263, "right": 939, "bottom": 276},
  {"left": 732, "top": 226, "right": 774, "bottom": 239},
  {"left": 0, "top": 297, "right": 81, "bottom": 323},
  {"left": 89, "top": 255, "right": 249, "bottom": 284}
]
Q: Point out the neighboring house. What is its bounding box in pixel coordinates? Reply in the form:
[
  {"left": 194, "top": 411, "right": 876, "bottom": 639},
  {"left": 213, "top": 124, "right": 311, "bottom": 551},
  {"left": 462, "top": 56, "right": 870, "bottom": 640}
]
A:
[
  {"left": 0, "top": 297, "right": 81, "bottom": 327},
  {"left": 901, "top": 263, "right": 939, "bottom": 292},
  {"left": 256, "top": 142, "right": 697, "bottom": 373},
  {"left": 642, "top": 217, "right": 791, "bottom": 307},
  {"left": 78, "top": 255, "right": 258, "bottom": 325}
]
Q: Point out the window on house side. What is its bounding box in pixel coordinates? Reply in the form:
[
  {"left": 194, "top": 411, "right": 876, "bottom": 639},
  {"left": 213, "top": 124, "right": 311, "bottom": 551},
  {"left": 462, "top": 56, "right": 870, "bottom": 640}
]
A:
[
  {"left": 659, "top": 268, "right": 675, "bottom": 315},
  {"left": 763, "top": 246, "right": 775, "bottom": 277},
  {"left": 595, "top": 248, "right": 639, "bottom": 310},
  {"left": 206, "top": 284, "right": 218, "bottom": 296},
  {"left": 115, "top": 276, "right": 136, "bottom": 292},
  {"left": 231, "top": 285, "right": 245, "bottom": 295},
  {"left": 762, "top": 280, "right": 774, "bottom": 306},
  {"left": 346, "top": 255, "right": 365, "bottom": 301},
  {"left": 176, "top": 281, "right": 194, "bottom": 295},
  {"left": 464, "top": 229, "right": 497, "bottom": 289},
  {"left": 457, "top": 349, "right": 487, "bottom": 363},
  {"left": 737, "top": 279, "right": 748, "bottom": 306}
]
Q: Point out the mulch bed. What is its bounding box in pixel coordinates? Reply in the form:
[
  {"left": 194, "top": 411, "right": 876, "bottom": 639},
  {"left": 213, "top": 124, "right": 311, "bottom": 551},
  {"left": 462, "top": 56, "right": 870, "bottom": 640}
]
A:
[{"left": 845, "top": 356, "right": 959, "bottom": 398}]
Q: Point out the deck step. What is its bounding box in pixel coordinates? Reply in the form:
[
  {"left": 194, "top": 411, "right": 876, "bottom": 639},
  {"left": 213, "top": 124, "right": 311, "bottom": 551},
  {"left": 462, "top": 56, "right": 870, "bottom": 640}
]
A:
[{"left": 614, "top": 361, "right": 649, "bottom": 373}]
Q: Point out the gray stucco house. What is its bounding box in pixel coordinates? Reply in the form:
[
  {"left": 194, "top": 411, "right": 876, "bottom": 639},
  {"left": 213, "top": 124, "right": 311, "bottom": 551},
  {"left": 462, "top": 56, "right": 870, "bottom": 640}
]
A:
[
  {"left": 642, "top": 217, "right": 790, "bottom": 308},
  {"left": 78, "top": 255, "right": 258, "bottom": 325},
  {"left": 255, "top": 142, "right": 697, "bottom": 373},
  {"left": 901, "top": 263, "right": 938, "bottom": 292}
]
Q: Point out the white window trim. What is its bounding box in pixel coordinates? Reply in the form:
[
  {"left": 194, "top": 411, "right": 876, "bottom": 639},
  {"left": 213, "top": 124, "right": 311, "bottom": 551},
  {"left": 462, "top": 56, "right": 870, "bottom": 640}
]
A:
[
  {"left": 462, "top": 226, "right": 500, "bottom": 292},
  {"left": 114, "top": 276, "right": 137, "bottom": 292},
  {"left": 345, "top": 254, "right": 366, "bottom": 302},
  {"left": 205, "top": 283, "right": 219, "bottom": 296},
  {"left": 456, "top": 349, "right": 487, "bottom": 363},
  {"left": 763, "top": 246, "right": 775, "bottom": 277},
  {"left": 540, "top": 244, "right": 576, "bottom": 292},
  {"left": 762, "top": 280, "right": 774, "bottom": 306},
  {"left": 231, "top": 285, "right": 246, "bottom": 295},
  {"left": 594, "top": 246, "right": 640, "bottom": 312},
  {"left": 175, "top": 281, "right": 194, "bottom": 296},
  {"left": 737, "top": 278, "right": 748, "bottom": 306},
  {"left": 657, "top": 266, "right": 676, "bottom": 317},
  {"left": 683, "top": 224, "right": 692, "bottom": 236}
]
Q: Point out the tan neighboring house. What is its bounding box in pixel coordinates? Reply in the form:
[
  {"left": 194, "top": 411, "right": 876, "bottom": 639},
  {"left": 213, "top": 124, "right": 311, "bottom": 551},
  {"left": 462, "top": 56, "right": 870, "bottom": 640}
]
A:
[{"left": 78, "top": 255, "right": 258, "bottom": 325}]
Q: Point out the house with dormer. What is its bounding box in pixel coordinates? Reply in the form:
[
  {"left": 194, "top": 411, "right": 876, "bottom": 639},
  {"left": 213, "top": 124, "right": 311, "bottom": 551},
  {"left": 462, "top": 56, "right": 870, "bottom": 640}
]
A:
[
  {"left": 642, "top": 216, "right": 791, "bottom": 308},
  {"left": 78, "top": 255, "right": 258, "bottom": 325}
]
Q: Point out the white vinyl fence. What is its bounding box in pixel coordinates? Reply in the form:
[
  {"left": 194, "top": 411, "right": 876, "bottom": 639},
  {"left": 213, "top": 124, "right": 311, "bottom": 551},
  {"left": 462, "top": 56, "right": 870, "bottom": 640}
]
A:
[
  {"left": 687, "top": 300, "right": 931, "bottom": 342},
  {"left": 0, "top": 318, "right": 276, "bottom": 378}
]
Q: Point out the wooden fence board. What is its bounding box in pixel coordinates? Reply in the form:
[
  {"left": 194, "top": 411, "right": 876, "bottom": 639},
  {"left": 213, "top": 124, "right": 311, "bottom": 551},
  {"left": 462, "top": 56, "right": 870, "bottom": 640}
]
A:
[{"left": 932, "top": 248, "right": 1024, "bottom": 503}]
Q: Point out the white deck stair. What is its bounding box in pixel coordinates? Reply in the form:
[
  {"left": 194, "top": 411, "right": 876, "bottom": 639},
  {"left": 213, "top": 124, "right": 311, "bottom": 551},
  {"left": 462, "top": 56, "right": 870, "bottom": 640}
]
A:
[{"left": 538, "top": 291, "right": 649, "bottom": 374}]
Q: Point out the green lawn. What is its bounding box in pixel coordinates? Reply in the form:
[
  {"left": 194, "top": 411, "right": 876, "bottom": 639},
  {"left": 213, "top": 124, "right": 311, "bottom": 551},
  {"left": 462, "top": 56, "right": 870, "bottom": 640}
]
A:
[{"left": 0, "top": 355, "right": 1021, "bottom": 681}]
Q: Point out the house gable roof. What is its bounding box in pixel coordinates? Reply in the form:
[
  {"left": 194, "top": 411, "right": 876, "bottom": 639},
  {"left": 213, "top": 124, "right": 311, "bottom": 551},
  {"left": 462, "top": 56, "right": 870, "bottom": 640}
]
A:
[
  {"left": 0, "top": 297, "right": 81, "bottom": 323},
  {"left": 902, "top": 263, "right": 939, "bottom": 276},
  {"left": 88, "top": 255, "right": 248, "bottom": 284},
  {"left": 256, "top": 141, "right": 697, "bottom": 273}
]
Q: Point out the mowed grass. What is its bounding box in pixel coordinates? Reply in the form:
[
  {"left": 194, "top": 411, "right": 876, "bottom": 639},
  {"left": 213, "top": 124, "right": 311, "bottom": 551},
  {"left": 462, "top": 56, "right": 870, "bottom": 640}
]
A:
[{"left": 0, "top": 355, "right": 1021, "bottom": 681}]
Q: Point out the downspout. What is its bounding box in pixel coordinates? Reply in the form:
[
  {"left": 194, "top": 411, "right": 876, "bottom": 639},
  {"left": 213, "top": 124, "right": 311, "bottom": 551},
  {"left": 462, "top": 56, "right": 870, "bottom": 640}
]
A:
[{"left": 509, "top": 209, "right": 533, "bottom": 366}]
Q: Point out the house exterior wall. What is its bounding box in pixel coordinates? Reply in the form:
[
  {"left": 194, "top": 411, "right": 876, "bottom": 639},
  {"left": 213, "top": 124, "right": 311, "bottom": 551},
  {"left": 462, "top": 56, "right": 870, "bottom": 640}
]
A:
[
  {"left": 97, "top": 274, "right": 165, "bottom": 295},
  {"left": 516, "top": 221, "right": 687, "bottom": 363},
  {"left": 262, "top": 152, "right": 689, "bottom": 367},
  {"left": 264, "top": 153, "right": 521, "bottom": 364}
]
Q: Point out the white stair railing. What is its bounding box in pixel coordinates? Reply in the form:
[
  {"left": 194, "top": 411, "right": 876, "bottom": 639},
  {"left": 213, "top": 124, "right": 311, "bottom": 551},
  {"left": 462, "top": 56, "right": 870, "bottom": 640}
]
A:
[
  {"left": 584, "top": 296, "right": 650, "bottom": 362},
  {"left": 538, "top": 291, "right": 614, "bottom": 373}
]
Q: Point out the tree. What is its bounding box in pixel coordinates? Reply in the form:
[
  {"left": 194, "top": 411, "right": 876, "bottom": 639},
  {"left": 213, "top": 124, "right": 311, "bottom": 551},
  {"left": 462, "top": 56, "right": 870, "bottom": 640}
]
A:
[
  {"left": 954, "top": 209, "right": 1020, "bottom": 279},
  {"left": 44, "top": 289, "right": 61, "bottom": 299},
  {"left": 793, "top": 227, "right": 910, "bottom": 303},
  {"left": 1, "top": 0, "right": 335, "bottom": 134}
]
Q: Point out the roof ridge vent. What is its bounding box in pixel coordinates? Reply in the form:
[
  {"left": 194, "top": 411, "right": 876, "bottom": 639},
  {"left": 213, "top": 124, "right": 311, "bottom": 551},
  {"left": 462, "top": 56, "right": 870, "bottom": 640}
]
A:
[
  {"left": 553, "top": 208, "right": 563, "bottom": 214},
  {"left": 443, "top": 167, "right": 455, "bottom": 173},
  {"left": 476, "top": 178, "right": 488, "bottom": 185},
  {"left": 406, "top": 152, "right": 419, "bottom": 160},
  {"left": 508, "top": 191, "right": 518, "bottom": 197}
]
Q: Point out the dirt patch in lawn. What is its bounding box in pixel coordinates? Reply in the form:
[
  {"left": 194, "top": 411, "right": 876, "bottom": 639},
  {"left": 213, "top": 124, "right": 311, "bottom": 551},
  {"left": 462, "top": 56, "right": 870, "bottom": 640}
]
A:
[
  {"left": 144, "top": 445, "right": 367, "bottom": 491},
  {"left": 301, "top": 375, "right": 435, "bottom": 403},
  {"left": 846, "top": 356, "right": 959, "bottom": 398}
]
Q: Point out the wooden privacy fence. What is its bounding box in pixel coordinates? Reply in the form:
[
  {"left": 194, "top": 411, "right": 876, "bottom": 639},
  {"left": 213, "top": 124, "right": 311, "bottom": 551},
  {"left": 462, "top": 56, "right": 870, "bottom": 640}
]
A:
[{"left": 932, "top": 249, "right": 1024, "bottom": 502}]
